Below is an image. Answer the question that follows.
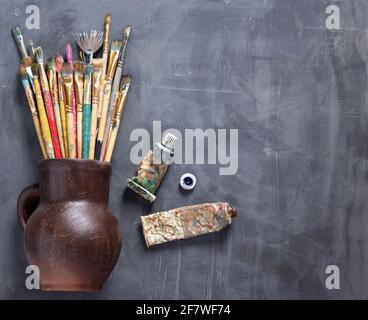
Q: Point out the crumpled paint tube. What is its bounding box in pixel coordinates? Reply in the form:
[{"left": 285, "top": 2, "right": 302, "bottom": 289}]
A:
[{"left": 141, "top": 202, "right": 237, "bottom": 247}]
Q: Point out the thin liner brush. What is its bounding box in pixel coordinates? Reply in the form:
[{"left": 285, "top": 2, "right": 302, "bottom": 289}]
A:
[
  {"left": 66, "top": 43, "right": 78, "bottom": 151},
  {"left": 47, "top": 57, "right": 66, "bottom": 158},
  {"left": 19, "top": 64, "right": 47, "bottom": 158},
  {"left": 56, "top": 54, "right": 68, "bottom": 158},
  {"left": 74, "top": 30, "right": 103, "bottom": 159},
  {"left": 73, "top": 61, "right": 85, "bottom": 159},
  {"left": 31, "top": 63, "right": 55, "bottom": 158},
  {"left": 95, "top": 40, "right": 122, "bottom": 160},
  {"left": 100, "top": 25, "right": 131, "bottom": 160},
  {"left": 104, "top": 75, "right": 131, "bottom": 162},
  {"left": 102, "top": 14, "right": 112, "bottom": 77},
  {"left": 34, "top": 47, "right": 62, "bottom": 158},
  {"left": 62, "top": 63, "right": 77, "bottom": 158},
  {"left": 97, "top": 14, "right": 112, "bottom": 135}
]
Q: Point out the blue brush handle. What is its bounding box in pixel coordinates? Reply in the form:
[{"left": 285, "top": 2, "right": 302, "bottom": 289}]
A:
[
  {"left": 82, "top": 103, "right": 91, "bottom": 159},
  {"left": 82, "top": 65, "right": 93, "bottom": 159}
]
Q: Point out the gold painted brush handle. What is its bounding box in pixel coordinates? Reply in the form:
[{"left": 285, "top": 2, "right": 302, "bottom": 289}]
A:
[
  {"left": 96, "top": 79, "right": 105, "bottom": 131},
  {"left": 57, "top": 75, "right": 68, "bottom": 158},
  {"left": 22, "top": 79, "right": 47, "bottom": 158},
  {"left": 97, "top": 81, "right": 112, "bottom": 142},
  {"left": 104, "top": 118, "right": 120, "bottom": 162},
  {"left": 89, "top": 101, "right": 98, "bottom": 159},
  {"left": 66, "top": 112, "right": 76, "bottom": 159},
  {"left": 33, "top": 78, "right": 55, "bottom": 158}
]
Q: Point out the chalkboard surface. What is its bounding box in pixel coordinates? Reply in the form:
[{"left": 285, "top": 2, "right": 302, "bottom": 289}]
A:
[{"left": 0, "top": 0, "right": 367, "bottom": 299}]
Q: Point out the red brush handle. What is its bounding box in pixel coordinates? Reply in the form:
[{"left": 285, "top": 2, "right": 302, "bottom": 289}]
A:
[{"left": 43, "top": 89, "right": 62, "bottom": 158}]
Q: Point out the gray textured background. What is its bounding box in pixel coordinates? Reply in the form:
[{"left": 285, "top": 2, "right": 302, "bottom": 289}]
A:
[{"left": 0, "top": 0, "right": 367, "bottom": 299}]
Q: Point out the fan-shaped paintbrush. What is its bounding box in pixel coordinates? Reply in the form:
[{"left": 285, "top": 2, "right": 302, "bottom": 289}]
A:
[{"left": 74, "top": 30, "right": 103, "bottom": 159}]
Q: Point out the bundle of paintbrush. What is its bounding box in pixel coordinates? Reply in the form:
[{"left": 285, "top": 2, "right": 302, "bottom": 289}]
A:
[{"left": 12, "top": 15, "right": 132, "bottom": 162}]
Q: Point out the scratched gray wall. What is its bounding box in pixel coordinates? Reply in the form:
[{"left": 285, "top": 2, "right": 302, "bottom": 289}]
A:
[{"left": 0, "top": 0, "right": 368, "bottom": 299}]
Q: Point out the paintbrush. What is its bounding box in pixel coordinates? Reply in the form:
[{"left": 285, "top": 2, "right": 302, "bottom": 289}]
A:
[
  {"left": 96, "top": 14, "right": 112, "bottom": 136},
  {"left": 34, "top": 47, "right": 62, "bottom": 158},
  {"left": 47, "top": 57, "right": 66, "bottom": 158},
  {"left": 12, "top": 26, "right": 36, "bottom": 91},
  {"left": 62, "top": 63, "right": 77, "bottom": 159},
  {"left": 31, "top": 63, "right": 55, "bottom": 158},
  {"left": 102, "top": 14, "right": 112, "bottom": 77},
  {"left": 66, "top": 43, "right": 78, "bottom": 151},
  {"left": 19, "top": 64, "right": 47, "bottom": 158},
  {"left": 55, "top": 54, "right": 68, "bottom": 158},
  {"left": 95, "top": 40, "right": 122, "bottom": 160},
  {"left": 89, "top": 58, "right": 103, "bottom": 159},
  {"left": 100, "top": 25, "right": 131, "bottom": 159},
  {"left": 74, "top": 30, "right": 103, "bottom": 159},
  {"left": 73, "top": 60, "right": 85, "bottom": 158},
  {"left": 104, "top": 75, "right": 131, "bottom": 162},
  {"left": 12, "top": 26, "right": 28, "bottom": 58}
]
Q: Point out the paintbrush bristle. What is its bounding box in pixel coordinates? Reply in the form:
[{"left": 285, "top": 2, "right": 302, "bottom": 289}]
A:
[
  {"left": 55, "top": 55, "right": 64, "bottom": 73},
  {"left": 12, "top": 26, "right": 23, "bottom": 38},
  {"left": 61, "top": 63, "right": 73, "bottom": 78},
  {"left": 74, "top": 61, "right": 85, "bottom": 74},
  {"left": 66, "top": 43, "right": 73, "bottom": 62},
  {"left": 46, "top": 57, "right": 56, "bottom": 70},
  {"left": 31, "top": 63, "right": 39, "bottom": 77},
  {"left": 120, "top": 75, "right": 132, "bottom": 88},
  {"left": 34, "top": 47, "right": 44, "bottom": 64},
  {"left": 19, "top": 64, "right": 28, "bottom": 79},
  {"left": 123, "top": 25, "right": 131, "bottom": 40},
  {"left": 111, "top": 40, "right": 122, "bottom": 51},
  {"left": 73, "top": 30, "right": 103, "bottom": 54},
  {"left": 105, "top": 14, "right": 112, "bottom": 25},
  {"left": 22, "top": 56, "right": 33, "bottom": 68}
]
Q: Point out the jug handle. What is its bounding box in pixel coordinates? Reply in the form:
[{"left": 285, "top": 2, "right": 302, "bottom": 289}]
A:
[{"left": 17, "top": 184, "right": 40, "bottom": 229}]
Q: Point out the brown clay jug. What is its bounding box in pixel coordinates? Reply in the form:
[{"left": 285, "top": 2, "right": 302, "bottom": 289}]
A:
[{"left": 17, "top": 159, "right": 122, "bottom": 291}]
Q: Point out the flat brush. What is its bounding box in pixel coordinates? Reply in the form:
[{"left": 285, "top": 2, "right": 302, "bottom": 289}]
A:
[
  {"left": 19, "top": 64, "right": 47, "bottom": 158},
  {"left": 74, "top": 30, "right": 103, "bottom": 159},
  {"left": 55, "top": 54, "right": 68, "bottom": 158},
  {"left": 95, "top": 40, "right": 122, "bottom": 160},
  {"left": 31, "top": 63, "right": 55, "bottom": 158},
  {"left": 34, "top": 47, "right": 62, "bottom": 158},
  {"left": 62, "top": 63, "right": 77, "bottom": 158},
  {"left": 104, "top": 75, "right": 131, "bottom": 162},
  {"left": 47, "top": 57, "right": 66, "bottom": 158},
  {"left": 100, "top": 25, "right": 131, "bottom": 159},
  {"left": 73, "top": 61, "right": 85, "bottom": 158}
]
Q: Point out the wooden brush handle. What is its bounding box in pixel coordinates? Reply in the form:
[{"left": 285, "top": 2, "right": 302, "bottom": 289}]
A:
[
  {"left": 66, "top": 107, "right": 76, "bottom": 159},
  {"left": 21, "top": 78, "right": 47, "bottom": 158},
  {"left": 104, "top": 119, "right": 119, "bottom": 162},
  {"left": 57, "top": 75, "right": 68, "bottom": 158},
  {"left": 39, "top": 68, "right": 62, "bottom": 158},
  {"left": 33, "top": 78, "right": 55, "bottom": 158},
  {"left": 100, "top": 63, "right": 123, "bottom": 160},
  {"left": 95, "top": 81, "right": 112, "bottom": 160},
  {"left": 89, "top": 100, "right": 98, "bottom": 159}
]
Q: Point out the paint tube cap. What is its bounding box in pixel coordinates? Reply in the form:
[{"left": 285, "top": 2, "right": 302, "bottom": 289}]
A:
[
  {"left": 180, "top": 173, "right": 197, "bottom": 190},
  {"left": 161, "top": 133, "right": 177, "bottom": 150}
]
